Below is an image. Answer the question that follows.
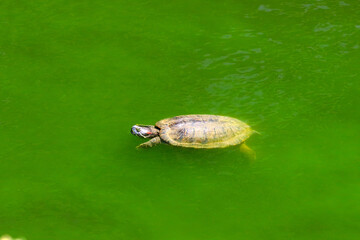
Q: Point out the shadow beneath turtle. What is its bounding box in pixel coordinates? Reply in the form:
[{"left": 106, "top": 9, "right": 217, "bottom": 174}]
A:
[
  {"left": 152, "top": 144, "right": 253, "bottom": 167},
  {"left": 118, "top": 134, "right": 259, "bottom": 174}
]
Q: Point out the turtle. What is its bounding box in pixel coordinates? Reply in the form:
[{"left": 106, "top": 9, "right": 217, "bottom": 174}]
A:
[{"left": 130, "top": 114, "right": 258, "bottom": 159}]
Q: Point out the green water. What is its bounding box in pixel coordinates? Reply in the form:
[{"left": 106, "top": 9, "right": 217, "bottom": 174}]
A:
[{"left": 1, "top": 0, "right": 360, "bottom": 239}]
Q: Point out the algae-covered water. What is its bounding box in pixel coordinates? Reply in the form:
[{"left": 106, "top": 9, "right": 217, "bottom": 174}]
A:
[{"left": 1, "top": 0, "right": 359, "bottom": 239}]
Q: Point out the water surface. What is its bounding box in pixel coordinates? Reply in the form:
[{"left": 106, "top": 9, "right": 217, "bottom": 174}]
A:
[{"left": 1, "top": 0, "right": 359, "bottom": 239}]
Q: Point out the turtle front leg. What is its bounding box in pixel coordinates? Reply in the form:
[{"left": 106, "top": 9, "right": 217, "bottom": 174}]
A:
[{"left": 136, "top": 137, "right": 161, "bottom": 149}]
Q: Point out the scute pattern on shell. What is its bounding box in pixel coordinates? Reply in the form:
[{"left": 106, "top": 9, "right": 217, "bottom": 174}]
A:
[{"left": 156, "top": 114, "right": 254, "bottom": 148}]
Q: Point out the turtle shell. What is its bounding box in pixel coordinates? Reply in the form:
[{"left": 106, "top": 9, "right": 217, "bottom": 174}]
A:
[{"left": 156, "top": 114, "right": 254, "bottom": 149}]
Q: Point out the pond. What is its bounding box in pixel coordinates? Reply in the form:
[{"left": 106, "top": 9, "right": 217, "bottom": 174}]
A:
[{"left": 1, "top": 0, "right": 359, "bottom": 239}]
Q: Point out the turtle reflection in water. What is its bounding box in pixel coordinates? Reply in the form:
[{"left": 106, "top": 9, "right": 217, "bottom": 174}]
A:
[{"left": 131, "top": 114, "right": 258, "bottom": 160}]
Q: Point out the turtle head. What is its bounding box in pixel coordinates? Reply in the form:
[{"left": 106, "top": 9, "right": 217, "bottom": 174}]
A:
[{"left": 131, "top": 125, "right": 159, "bottom": 139}]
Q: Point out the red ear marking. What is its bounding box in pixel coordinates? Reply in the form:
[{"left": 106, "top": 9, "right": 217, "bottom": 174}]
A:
[{"left": 147, "top": 132, "right": 152, "bottom": 134}]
